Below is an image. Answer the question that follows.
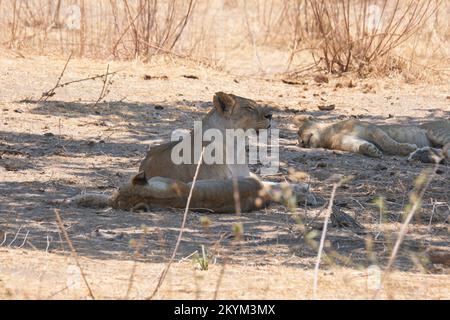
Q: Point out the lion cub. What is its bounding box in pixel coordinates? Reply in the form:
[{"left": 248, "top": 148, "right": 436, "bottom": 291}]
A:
[
  {"left": 71, "top": 92, "right": 316, "bottom": 213},
  {"left": 295, "top": 116, "right": 450, "bottom": 162}
]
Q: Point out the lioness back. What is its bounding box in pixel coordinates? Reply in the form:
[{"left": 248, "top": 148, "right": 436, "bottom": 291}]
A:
[
  {"left": 71, "top": 92, "right": 275, "bottom": 213},
  {"left": 138, "top": 92, "right": 273, "bottom": 183}
]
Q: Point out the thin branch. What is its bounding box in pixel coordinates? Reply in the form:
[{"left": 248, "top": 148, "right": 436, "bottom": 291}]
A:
[
  {"left": 312, "top": 182, "right": 340, "bottom": 300},
  {"left": 93, "top": 64, "right": 111, "bottom": 107},
  {"left": 0, "top": 232, "right": 8, "bottom": 246},
  {"left": 38, "top": 67, "right": 121, "bottom": 102},
  {"left": 8, "top": 225, "right": 22, "bottom": 247},
  {"left": 125, "top": 228, "right": 147, "bottom": 299},
  {"left": 374, "top": 162, "right": 439, "bottom": 298},
  {"left": 212, "top": 176, "right": 243, "bottom": 299},
  {"left": 55, "top": 209, "right": 96, "bottom": 300},
  {"left": 18, "top": 230, "right": 30, "bottom": 248},
  {"left": 39, "top": 51, "right": 73, "bottom": 102},
  {"left": 147, "top": 147, "right": 205, "bottom": 300}
]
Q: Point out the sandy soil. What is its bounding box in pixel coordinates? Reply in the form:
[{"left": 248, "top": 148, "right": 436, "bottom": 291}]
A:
[{"left": 0, "top": 56, "right": 449, "bottom": 299}]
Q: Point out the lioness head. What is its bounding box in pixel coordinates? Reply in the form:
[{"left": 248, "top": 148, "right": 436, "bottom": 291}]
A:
[
  {"left": 294, "top": 115, "right": 319, "bottom": 148},
  {"left": 212, "top": 92, "right": 273, "bottom": 131}
]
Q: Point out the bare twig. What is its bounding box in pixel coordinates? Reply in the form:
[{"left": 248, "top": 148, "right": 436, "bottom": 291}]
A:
[
  {"left": 17, "top": 230, "right": 29, "bottom": 248},
  {"left": 386, "top": 167, "right": 437, "bottom": 272},
  {"left": 147, "top": 147, "right": 205, "bottom": 300},
  {"left": 38, "top": 66, "right": 121, "bottom": 103},
  {"left": 45, "top": 235, "right": 52, "bottom": 253},
  {"left": 56, "top": 70, "right": 121, "bottom": 88},
  {"left": 55, "top": 209, "right": 95, "bottom": 300},
  {"left": 213, "top": 253, "right": 227, "bottom": 300},
  {"left": 39, "top": 52, "right": 73, "bottom": 102},
  {"left": 312, "top": 182, "right": 340, "bottom": 300},
  {"left": 8, "top": 225, "right": 22, "bottom": 247},
  {"left": 178, "top": 250, "right": 199, "bottom": 263},
  {"left": 137, "top": 38, "right": 217, "bottom": 69},
  {"left": 0, "top": 232, "right": 8, "bottom": 246},
  {"left": 212, "top": 175, "right": 243, "bottom": 300},
  {"left": 374, "top": 163, "right": 439, "bottom": 299},
  {"left": 125, "top": 228, "right": 147, "bottom": 299},
  {"left": 93, "top": 64, "right": 111, "bottom": 107}
]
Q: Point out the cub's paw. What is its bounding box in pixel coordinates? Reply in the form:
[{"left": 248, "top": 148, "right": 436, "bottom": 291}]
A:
[
  {"left": 397, "top": 143, "right": 417, "bottom": 156},
  {"left": 359, "top": 143, "right": 382, "bottom": 158}
]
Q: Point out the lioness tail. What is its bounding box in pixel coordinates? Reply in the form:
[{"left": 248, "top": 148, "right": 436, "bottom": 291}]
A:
[{"left": 68, "top": 193, "right": 113, "bottom": 208}]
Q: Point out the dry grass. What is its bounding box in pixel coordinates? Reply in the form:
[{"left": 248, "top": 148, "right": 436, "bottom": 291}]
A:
[
  {"left": 0, "top": 0, "right": 449, "bottom": 300},
  {"left": 310, "top": 1, "right": 438, "bottom": 73},
  {"left": 0, "top": 0, "right": 449, "bottom": 79},
  {"left": 1, "top": 247, "right": 449, "bottom": 299},
  {"left": 0, "top": 56, "right": 448, "bottom": 300}
]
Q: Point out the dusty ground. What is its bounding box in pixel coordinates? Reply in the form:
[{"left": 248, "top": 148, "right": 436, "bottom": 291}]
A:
[{"left": 0, "top": 56, "right": 449, "bottom": 299}]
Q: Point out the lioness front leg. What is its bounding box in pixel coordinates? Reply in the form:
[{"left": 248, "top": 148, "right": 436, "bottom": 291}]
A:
[
  {"left": 339, "top": 135, "right": 383, "bottom": 158},
  {"left": 369, "top": 128, "right": 417, "bottom": 156}
]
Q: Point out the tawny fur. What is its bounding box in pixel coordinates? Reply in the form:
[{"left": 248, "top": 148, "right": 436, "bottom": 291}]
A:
[
  {"left": 70, "top": 92, "right": 316, "bottom": 213},
  {"left": 295, "top": 116, "right": 450, "bottom": 162}
]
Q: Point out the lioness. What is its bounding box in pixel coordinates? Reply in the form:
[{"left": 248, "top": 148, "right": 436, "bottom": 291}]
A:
[
  {"left": 295, "top": 116, "right": 450, "bottom": 162},
  {"left": 71, "top": 92, "right": 316, "bottom": 213}
]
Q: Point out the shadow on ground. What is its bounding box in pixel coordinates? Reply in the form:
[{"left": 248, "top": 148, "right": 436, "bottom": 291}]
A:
[{"left": 0, "top": 98, "right": 449, "bottom": 272}]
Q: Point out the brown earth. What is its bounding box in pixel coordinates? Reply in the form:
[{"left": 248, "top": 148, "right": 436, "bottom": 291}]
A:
[{"left": 0, "top": 56, "right": 449, "bottom": 299}]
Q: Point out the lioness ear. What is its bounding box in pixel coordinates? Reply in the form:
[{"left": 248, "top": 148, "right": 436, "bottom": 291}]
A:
[
  {"left": 213, "top": 92, "right": 236, "bottom": 117},
  {"left": 131, "top": 171, "right": 147, "bottom": 185}
]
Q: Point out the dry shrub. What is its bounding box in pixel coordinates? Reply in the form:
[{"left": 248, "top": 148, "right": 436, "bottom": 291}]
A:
[
  {"left": 110, "top": 0, "right": 196, "bottom": 58},
  {"left": 0, "top": 0, "right": 197, "bottom": 60},
  {"left": 308, "top": 0, "right": 440, "bottom": 75},
  {"left": 0, "top": 0, "right": 448, "bottom": 79}
]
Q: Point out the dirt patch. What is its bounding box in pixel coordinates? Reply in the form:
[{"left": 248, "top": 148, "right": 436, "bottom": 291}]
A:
[{"left": 0, "top": 57, "right": 449, "bottom": 299}]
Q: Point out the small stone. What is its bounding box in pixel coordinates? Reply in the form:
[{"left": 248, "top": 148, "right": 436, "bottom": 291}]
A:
[{"left": 318, "top": 104, "right": 335, "bottom": 111}]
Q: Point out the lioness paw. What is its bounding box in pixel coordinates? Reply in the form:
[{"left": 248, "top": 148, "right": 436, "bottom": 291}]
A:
[
  {"left": 359, "top": 143, "right": 382, "bottom": 158},
  {"left": 397, "top": 143, "right": 417, "bottom": 156}
]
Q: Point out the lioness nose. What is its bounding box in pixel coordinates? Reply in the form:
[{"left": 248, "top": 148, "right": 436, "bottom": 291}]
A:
[{"left": 265, "top": 113, "right": 273, "bottom": 120}]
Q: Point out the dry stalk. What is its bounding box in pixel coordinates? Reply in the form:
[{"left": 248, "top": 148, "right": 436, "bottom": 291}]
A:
[
  {"left": 312, "top": 181, "right": 340, "bottom": 300},
  {"left": 125, "top": 228, "right": 147, "bottom": 299},
  {"left": 137, "top": 38, "right": 217, "bottom": 69},
  {"left": 147, "top": 147, "right": 205, "bottom": 300},
  {"left": 54, "top": 209, "right": 95, "bottom": 300},
  {"left": 7, "top": 225, "right": 22, "bottom": 247},
  {"left": 39, "top": 51, "right": 73, "bottom": 102},
  {"left": 93, "top": 64, "right": 112, "bottom": 106},
  {"left": 309, "top": 0, "right": 438, "bottom": 74},
  {"left": 212, "top": 176, "right": 243, "bottom": 299},
  {"left": 374, "top": 162, "right": 439, "bottom": 299},
  {"left": 111, "top": 4, "right": 145, "bottom": 57},
  {"left": 39, "top": 62, "right": 121, "bottom": 102}
]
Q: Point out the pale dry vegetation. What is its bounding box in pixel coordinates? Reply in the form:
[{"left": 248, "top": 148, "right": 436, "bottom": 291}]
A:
[
  {"left": 1, "top": 0, "right": 449, "bottom": 78},
  {"left": 0, "top": 0, "right": 449, "bottom": 301}
]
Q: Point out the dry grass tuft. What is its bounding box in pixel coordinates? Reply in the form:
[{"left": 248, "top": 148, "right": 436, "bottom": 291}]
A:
[{"left": 0, "top": 0, "right": 448, "bottom": 79}]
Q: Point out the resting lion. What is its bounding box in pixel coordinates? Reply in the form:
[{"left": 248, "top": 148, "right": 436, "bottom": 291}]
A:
[
  {"left": 295, "top": 116, "right": 450, "bottom": 163},
  {"left": 70, "top": 92, "right": 316, "bottom": 213}
]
